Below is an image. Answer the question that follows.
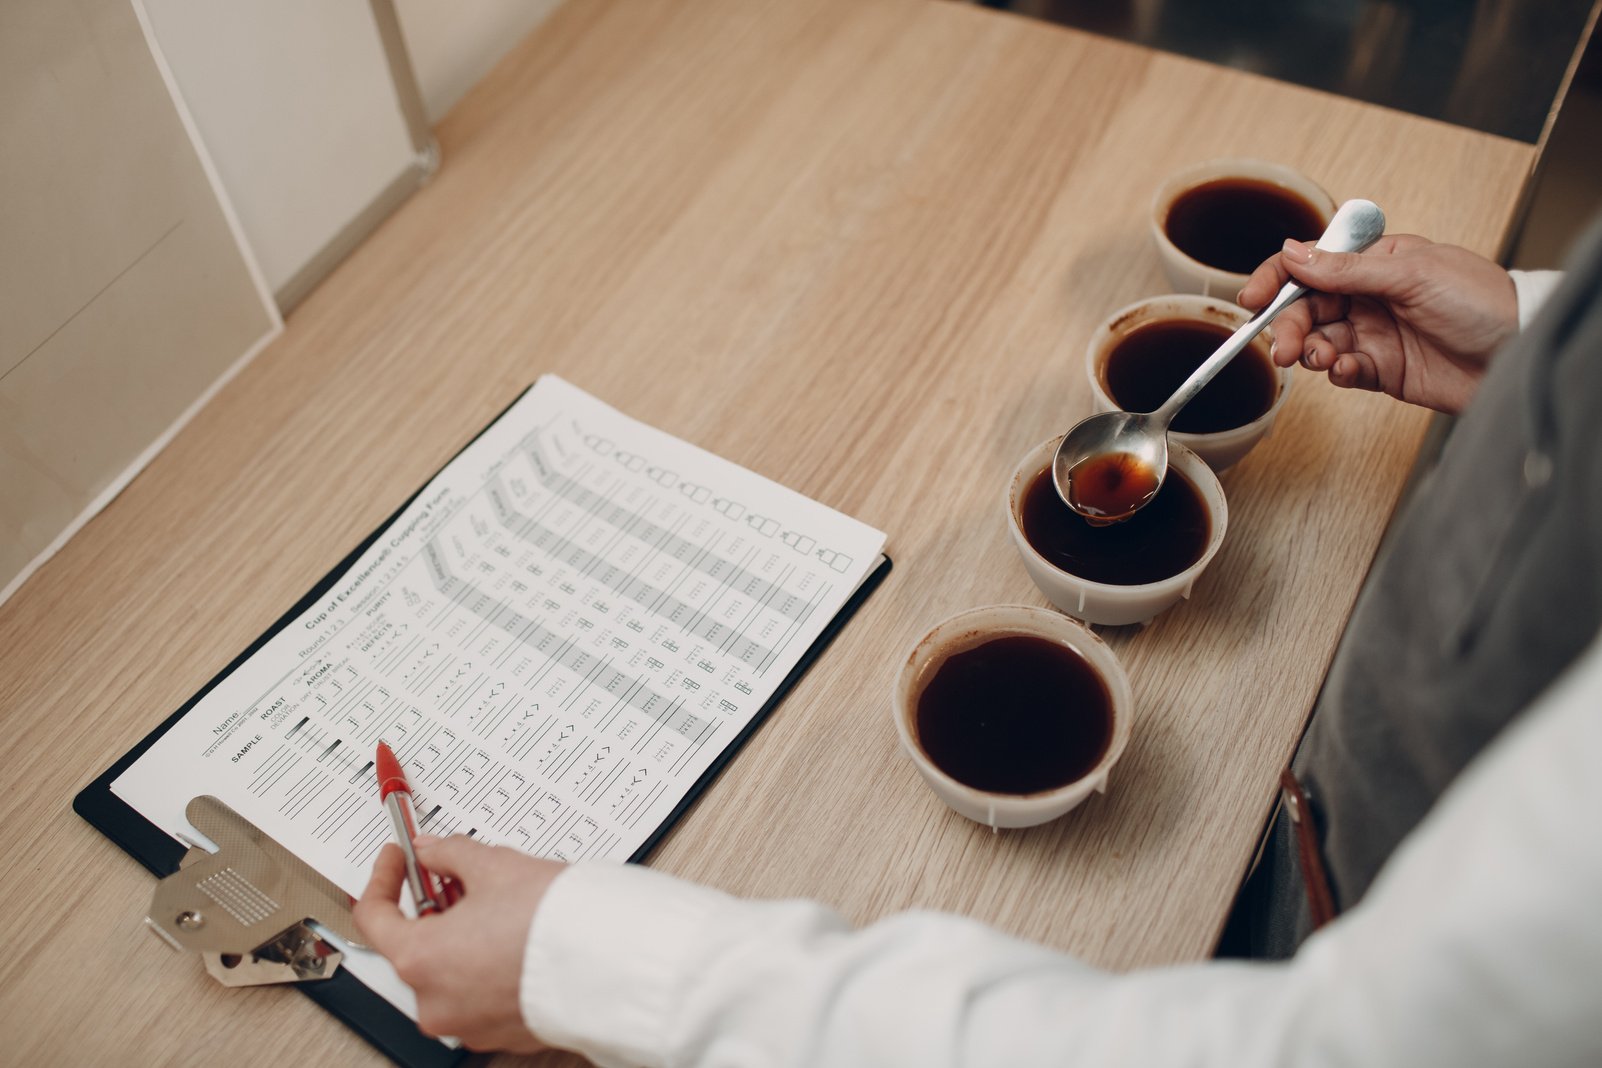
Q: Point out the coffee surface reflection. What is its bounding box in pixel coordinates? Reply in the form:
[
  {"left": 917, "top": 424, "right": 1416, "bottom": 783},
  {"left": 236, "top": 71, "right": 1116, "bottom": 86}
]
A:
[
  {"left": 1164, "top": 176, "right": 1327, "bottom": 275},
  {"left": 1021, "top": 465, "right": 1209, "bottom": 585},
  {"left": 1104, "top": 318, "right": 1278, "bottom": 434},
  {"left": 915, "top": 634, "right": 1112, "bottom": 794}
]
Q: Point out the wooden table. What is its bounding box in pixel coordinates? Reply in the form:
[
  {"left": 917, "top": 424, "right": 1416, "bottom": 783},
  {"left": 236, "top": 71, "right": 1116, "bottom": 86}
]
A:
[{"left": 0, "top": 0, "right": 1537, "bottom": 1063}]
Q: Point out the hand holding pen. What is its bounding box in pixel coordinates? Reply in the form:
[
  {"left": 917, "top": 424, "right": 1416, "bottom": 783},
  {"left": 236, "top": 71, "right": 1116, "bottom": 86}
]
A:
[
  {"left": 375, "top": 741, "right": 461, "bottom": 912},
  {"left": 354, "top": 829, "right": 563, "bottom": 1052},
  {"left": 357, "top": 752, "right": 562, "bottom": 1050}
]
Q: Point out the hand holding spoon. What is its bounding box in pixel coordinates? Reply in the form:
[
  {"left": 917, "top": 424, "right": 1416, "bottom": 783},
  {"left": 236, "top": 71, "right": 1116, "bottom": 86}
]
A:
[{"left": 1053, "top": 198, "right": 1387, "bottom": 522}]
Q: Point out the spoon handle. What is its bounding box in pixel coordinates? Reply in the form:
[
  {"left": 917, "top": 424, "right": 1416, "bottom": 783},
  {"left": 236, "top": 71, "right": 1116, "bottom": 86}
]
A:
[{"left": 1152, "top": 199, "right": 1387, "bottom": 427}]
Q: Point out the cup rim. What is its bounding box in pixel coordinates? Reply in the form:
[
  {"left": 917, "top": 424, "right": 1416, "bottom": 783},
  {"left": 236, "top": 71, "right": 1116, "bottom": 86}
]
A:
[
  {"left": 1083, "top": 293, "right": 1292, "bottom": 442},
  {"left": 892, "top": 604, "right": 1132, "bottom": 805},
  {"left": 1149, "top": 157, "right": 1337, "bottom": 285},
  {"left": 1006, "top": 436, "right": 1229, "bottom": 595}
]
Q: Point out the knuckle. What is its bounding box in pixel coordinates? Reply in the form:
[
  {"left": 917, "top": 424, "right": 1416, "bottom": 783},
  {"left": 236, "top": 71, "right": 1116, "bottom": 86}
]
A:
[
  {"left": 1320, "top": 251, "right": 1354, "bottom": 276},
  {"left": 390, "top": 948, "right": 426, "bottom": 984}
]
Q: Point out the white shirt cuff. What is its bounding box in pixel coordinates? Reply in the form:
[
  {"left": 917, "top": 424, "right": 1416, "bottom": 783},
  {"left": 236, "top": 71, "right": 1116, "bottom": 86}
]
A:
[
  {"left": 1509, "top": 269, "right": 1563, "bottom": 330},
  {"left": 520, "top": 861, "right": 732, "bottom": 1068}
]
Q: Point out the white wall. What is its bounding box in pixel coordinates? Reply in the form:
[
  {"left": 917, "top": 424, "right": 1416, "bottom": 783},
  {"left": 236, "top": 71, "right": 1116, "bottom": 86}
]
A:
[
  {"left": 141, "top": 0, "right": 566, "bottom": 304},
  {"left": 140, "top": 0, "right": 424, "bottom": 300},
  {"left": 395, "top": 0, "right": 566, "bottom": 122},
  {"left": 1, "top": 0, "right": 280, "bottom": 603}
]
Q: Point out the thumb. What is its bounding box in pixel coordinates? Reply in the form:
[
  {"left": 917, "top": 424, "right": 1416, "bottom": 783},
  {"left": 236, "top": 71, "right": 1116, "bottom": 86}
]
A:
[
  {"left": 1280, "top": 239, "right": 1408, "bottom": 300},
  {"left": 414, "top": 834, "right": 497, "bottom": 882}
]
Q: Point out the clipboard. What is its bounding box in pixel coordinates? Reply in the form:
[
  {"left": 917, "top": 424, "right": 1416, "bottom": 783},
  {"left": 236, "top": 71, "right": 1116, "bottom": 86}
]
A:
[{"left": 73, "top": 384, "right": 892, "bottom": 1067}]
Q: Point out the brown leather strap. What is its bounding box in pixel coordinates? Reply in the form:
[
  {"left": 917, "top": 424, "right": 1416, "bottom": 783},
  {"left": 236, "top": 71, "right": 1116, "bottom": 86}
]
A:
[{"left": 1280, "top": 768, "right": 1337, "bottom": 929}]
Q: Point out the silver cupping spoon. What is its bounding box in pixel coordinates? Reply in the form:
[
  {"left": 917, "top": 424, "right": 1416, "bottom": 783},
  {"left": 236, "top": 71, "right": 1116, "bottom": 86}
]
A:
[{"left": 1053, "top": 198, "right": 1386, "bottom": 523}]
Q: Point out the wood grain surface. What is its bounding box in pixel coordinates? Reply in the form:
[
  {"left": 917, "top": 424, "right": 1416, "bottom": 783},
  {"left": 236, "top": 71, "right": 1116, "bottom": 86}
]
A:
[{"left": 0, "top": 1, "right": 1537, "bottom": 1064}]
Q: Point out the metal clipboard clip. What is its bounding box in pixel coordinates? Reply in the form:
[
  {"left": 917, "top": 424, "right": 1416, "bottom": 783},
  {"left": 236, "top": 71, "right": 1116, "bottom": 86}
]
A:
[{"left": 145, "top": 795, "right": 365, "bottom": 987}]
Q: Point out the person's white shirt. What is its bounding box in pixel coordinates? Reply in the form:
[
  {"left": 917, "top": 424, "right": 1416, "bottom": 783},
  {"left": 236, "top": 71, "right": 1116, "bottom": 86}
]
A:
[
  {"left": 517, "top": 272, "right": 1598, "bottom": 1068},
  {"left": 520, "top": 634, "right": 1601, "bottom": 1067}
]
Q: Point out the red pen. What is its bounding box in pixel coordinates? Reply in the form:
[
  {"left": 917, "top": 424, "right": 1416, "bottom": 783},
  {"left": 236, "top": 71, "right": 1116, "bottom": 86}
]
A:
[{"left": 375, "top": 742, "right": 460, "bottom": 912}]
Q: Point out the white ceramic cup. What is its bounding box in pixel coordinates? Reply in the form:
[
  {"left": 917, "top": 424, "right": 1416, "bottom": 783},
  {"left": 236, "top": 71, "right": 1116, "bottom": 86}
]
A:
[
  {"left": 1151, "top": 158, "right": 1335, "bottom": 299},
  {"left": 893, "top": 604, "right": 1132, "bottom": 829},
  {"left": 1006, "top": 435, "right": 1228, "bottom": 626},
  {"left": 1085, "top": 293, "right": 1292, "bottom": 471}
]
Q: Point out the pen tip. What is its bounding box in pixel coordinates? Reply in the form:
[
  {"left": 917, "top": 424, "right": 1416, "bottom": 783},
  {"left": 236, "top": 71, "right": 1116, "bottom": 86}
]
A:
[{"left": 374, "top": 742, "right": 404, "bottom": 792}]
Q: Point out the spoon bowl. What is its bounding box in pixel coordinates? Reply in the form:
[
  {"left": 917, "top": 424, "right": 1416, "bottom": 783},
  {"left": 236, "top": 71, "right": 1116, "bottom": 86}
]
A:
[{"left": 1051, "top": 412, "right": 1167, "bottom": 524}]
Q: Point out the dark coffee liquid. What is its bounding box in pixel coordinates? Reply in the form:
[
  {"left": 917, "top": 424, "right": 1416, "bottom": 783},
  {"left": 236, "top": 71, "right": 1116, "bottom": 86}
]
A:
[
  {"left": 915, "top": 634, "right": 1112, "bottom": 794},
  {"left": 1020, "top": 464, "right": 1209, "bottom": 585},
  {"left": 1067, "top": 452, "right": 1159, "bottom": 521},
  {"left": 1104, "top": 319, "right": 1277, "bottom": 433},
  {"left": 1164, "top": 177, "right": 1326, "bottom": 275}
]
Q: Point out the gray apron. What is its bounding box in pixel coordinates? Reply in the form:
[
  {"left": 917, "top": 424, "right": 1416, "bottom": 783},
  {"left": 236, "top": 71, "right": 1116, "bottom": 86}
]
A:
[{"left": 1233, "top": 220, "right": 1602, "bottom": 958}]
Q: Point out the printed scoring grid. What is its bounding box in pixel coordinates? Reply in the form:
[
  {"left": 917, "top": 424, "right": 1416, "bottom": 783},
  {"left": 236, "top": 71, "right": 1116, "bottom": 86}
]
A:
[{"left": 217, "top": 415, "right": 850, "bottom": 868}]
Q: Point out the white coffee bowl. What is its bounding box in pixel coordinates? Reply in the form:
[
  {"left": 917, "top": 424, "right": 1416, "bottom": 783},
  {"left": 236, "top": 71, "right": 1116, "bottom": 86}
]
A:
[
  {"left": 1151, "top": 157, "right": 1335, "bottom": 299},
  {"left": 1085, "top": 293, "right": 1292, "bottom": 471},
  {"left": 1006, "top": 435, "right": 1228, "bottom": 626},
  {"left": 893, "top": 605, "right": 1132, "bottom": 829}
]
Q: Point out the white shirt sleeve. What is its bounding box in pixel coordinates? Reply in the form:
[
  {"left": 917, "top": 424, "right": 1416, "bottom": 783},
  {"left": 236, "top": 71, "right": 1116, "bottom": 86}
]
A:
[
  {"left": 1509, "top": 269, "right": 1564, "bottom": 330},
  {"left": 520, "top": 638, "right": 1602, "bottom": 1068}
]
